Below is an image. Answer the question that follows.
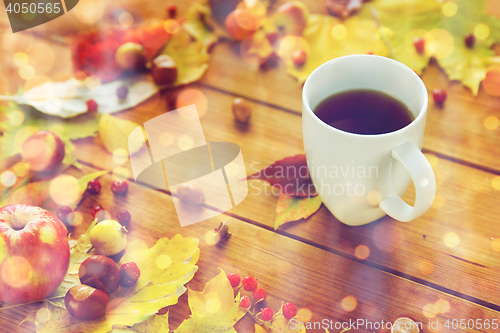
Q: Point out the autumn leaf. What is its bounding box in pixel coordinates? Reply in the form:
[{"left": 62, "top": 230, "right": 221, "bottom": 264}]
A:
[
  {"left": 183, "top": 0, "right": 219, "bottom": 49},
  {"left": 159, "top": 29, "right": 211, "bottom": 87},
  {"left": 254, "top": 304, "right": 307, "bottom": 332},
  {"left": 275, "top": 194, "right": 322, "bottom": 229},
  {"left": 0, "top": 170, "right": 108, "bottom": 210},
  {"left": 108, "top": 312, "right": 170, "bottom": 332},
  {"left": 34, "top": 235, "right": 199, "bottom": 333},
  {"left": 248, "top": 155, "right": 317, "bottom": 198},
  {"left": 98, "top": 114, "right": 144, "bottom": 156},
  {"left": 282, "top": 0, "right": 500, "bottom": 95},
  {"left": 175, "top": 268, "right": 247, "bottom": 333}
]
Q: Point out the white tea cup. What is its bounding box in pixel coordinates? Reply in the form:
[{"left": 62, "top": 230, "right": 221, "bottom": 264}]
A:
[{"left": 302, "top": 55, "right": 436, "bottom": 226}]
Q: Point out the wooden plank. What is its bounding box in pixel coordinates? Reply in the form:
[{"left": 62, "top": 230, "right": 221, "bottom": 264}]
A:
[
  {"left": 68, "top": 85, "right": 500, "bottom": 307},
  {"left": 2, "top": 166, "right": 500, "bottom": 332}
]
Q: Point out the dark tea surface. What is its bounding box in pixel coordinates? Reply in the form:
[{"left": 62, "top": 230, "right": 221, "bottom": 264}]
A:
[{"left": 313, "top": 89, "right": 414, "bottom": 135}]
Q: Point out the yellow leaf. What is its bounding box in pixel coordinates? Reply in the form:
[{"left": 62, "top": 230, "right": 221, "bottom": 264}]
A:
[
  {"left": 98, "top": 114, "right": 144, "bottom": 155},
  {"left": 175, "top": 268, "right": 247, "bottom": 333},
  {"left": 274, "top": 194, "right": 322, "bottom": 230},
  {"left": 36, "top": 235, "right": 199, "bottom": 332}
]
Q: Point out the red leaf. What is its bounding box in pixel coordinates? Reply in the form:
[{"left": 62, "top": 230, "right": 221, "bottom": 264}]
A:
[
  {"left": 247, "top": 154, "right": 317, "bottom": 198},
  {"left": 71, "top": 22, "right": 171, "bottom": 82},
  {"left": 325, "top": 0, "right": 365, "bottom": 19}
]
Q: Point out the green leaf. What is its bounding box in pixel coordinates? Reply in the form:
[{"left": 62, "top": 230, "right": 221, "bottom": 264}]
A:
[
  {"left": 98, "top": 114, "right": 144, "bottom": 155},
  {"left": 274, "top": 194, "right": 322, "bottom": 230}
]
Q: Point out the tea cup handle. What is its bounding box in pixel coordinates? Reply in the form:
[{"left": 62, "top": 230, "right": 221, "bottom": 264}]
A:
[{"left": 379, "top": 141, "right": 436, "bottom": 222}]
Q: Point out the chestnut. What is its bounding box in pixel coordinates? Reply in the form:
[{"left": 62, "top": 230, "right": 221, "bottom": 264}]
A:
[
  {"left": 79, "top": 255, "right": 121, "bottom": 294},
  {"left": 120, "top": 262, "right": 141, "bottom": 287},
  {"left": 65, "top": 284, "right": 109, "bottom": 321},
  {"left": 232, "top": 98, "right": 252, "bottom": 123},
  {"left": 151, "top": 54, "right": 178, "bottom": 85}
]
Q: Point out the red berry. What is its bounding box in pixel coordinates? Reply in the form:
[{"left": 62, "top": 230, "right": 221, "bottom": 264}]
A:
[
  {"left": 166, "top": 3, "right": 177, "bottom": 18},
  {"left": 291, "top": 49, "right": 307, "bottom": 67},
  {"left": 57, "top": 206, "right": 73, "bottom": 223},
  {"left": 116, "top": 85, "right": 128, "bottom": 100},
  {"left": 86, "top": 99, "right": 98, "bottom": 113},
  {"left": 92, "top": 205, "right": 105, "bottom": 219},
  {"left": 413, "top": 37, "right": 425, "bottom": 53},
  {"left": 227, "top": 273, "right": 241, "bottom": 288},
  {"left": 87, "top": 179, "right": 101, "bottom": 194},
  {"left": 464, "top": 33, "right": 476, "bottom": 48},
  {"left": 242, "top": 275, "right": 257, "bottom": 291},
  {"left": 253, "top": 287, "right": 267, "bottom": 301},
  {"left": 283, "top": 302, "right": 297, "bottom": 319},
  {"left": 111, "top": 180, "right": 128, "bottom": 196},
  {"left": 366, "top": 50, "right": 373, "bottom": 55},
  {"left": 240, "top": 295, "right": 251, "bottom": 309},
  {"left": 432, "top": 88, "right": 447, "bottom": 104},
  {"left": 120, "top": 262, "right": 141, "bottom": 287},
  {"left": 261, "top": 307, "right": 273, "bottom": 321},
  {"left": 116, "top": 210, "right": 131, "bottom": 227}
]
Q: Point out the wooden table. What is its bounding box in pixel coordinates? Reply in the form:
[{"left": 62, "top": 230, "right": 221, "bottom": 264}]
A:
[{"left": 1, "top": 0, "right": 500, "bottom": 332}]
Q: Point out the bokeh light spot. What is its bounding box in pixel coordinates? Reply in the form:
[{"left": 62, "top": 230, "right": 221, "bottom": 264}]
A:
[
  {"left": 118, "top": 11, "right": 134, "bottom": 27},
  {"left": 49, "top": 175, "right": 79, "bottom": 206},
  {"left": 1, "top": 256, "right": 32, "bottom": 288},
  {"left": 176, "top": 89, "right": 208, "bottom": 118},
  {"left": 424, "top": 153, "right": 439, "bottom": 168},
  {"left": 113, "top": 148, "right": 129, "bottom": 165},
  {"left": 67, "top": 211, "right": 83, "bottom": 227},
  {"left": 19, "top": 65, "right": 35, "bottom": 80},
  {"left": 12, "top": 162, "right": 30, "bottom": 178},
  {"left": 156, "top": 254, "right": 172, "bottom": 269},
  {"left": 296, "top": 308, "right": 313, "bottom": 322},
  {"left": 483, "top": 66, "right": 500, "bottom": 96},
  {"left": 354, "top": 244, "right": 370, "bottom": 260},
  {"left": 74, "top": 0, "right": 105, "bottom": 24},
  {"left": 178, "top": 135, "right": 194, "bottom": 151},
  {"left": 435, "top": 299, "right": 450, "bottom": 314},
  {"left": 484, "top": 116, "right": 499, "bottom": 130},
  {"left": 491, "top": 238, "right": 500, "bottom": 251},
  {"left": 204, "top": 230, "right": 220, "bottom": 245},
  {"left": 474, "top": 23, "right": 490, "bottom": 40},
  {"left": 376, "top": 27, "right": 393, "bottom": 41},
  {"left": 431, "top": 193, "right": 445, "bottom": 209},
  {"left": 159, "top": 132, "right": 174, "bottom": 146},
  {"left": 13, "top": 52, "right": 29, "bottom": 67},
  {"left": 113, "top": 167, "right": 131, "bottom": 179},
  {"left": 1, "top": 171, "right": 16, "bottom": 187},
  {"left": 164, "top": 19, "right": 180, "bottom": 34},
  {"left": 491, "top": 176, "right": 500, "bottom": 190},
  {"left": 422, "top": 304, "right": 437, "bottom": 318},
  {"left": 443, "top": 231, "right": 460, "bottom": 248},
  {"left": 8, "top": 110, "right": 25, "bottom": 126},
  {"left": 425, "top": 29, "right": 454, "bottom": 58},
  {"left": 442, "top": 1, "right": 458, "bottom": 17},
  {"left": 341, "top": 295, "right": 357, "bottom": 312},
  {"left": 332, "top": 24, "right": 347, "bottom": 40},
  {"left": 36, "top": 307, "right": 52, "bottom": 323},
  {"left": 367, "top": 190, "right": 381, "bottom": 206}
]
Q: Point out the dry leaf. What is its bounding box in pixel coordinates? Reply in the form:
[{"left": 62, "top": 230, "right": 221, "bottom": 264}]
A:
[
  {"left": 98, "top": 114, "right": 144, "bottom": 155},
  {"left": 248, "top": 155, "right": 317, "bottom": 198},
  {"left": 175, "top": 268, "right": 247, "bottom": 333},
  {"left": 275, "top": 194, "right": 322, "bottom": 229},
  {"left": 33, "top": 235, "right": 199, "bottom": 332},
  {"left": 0, "top": 75, "right": 158, "bottom": 119}
]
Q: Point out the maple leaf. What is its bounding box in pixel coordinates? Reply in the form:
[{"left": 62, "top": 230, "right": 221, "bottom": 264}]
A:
[
  {"left": 0, "top": 170, "right": 108, "bottom": 210},
  {"left": 32, "top": 235, "right": 199, "bottom": 333},
  {"left": 175, "top": 268, "right": 247, "bottom": 333},
  {"left": 98, "top": 114, "right": 144, "bottom": 156},
  {"left": 274, "top": 194, "right": 322, "bottom": 230},
  {"left": 248, "top": 155, "right": 317, "bottom": 198},
  {"left": 283, "top": 0, "right": 500, "bottom": 95}
]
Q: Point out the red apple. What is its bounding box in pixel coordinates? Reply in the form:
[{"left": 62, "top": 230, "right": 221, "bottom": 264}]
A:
[
  {"left": 0, "top": 204, "right": 70, "bottom": 304},
  {"left": 273, "top": 1, "right": 310, "bottom": 36},
  {"left": 21, "top": 131, "right": 65, "bottom": 174}
]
